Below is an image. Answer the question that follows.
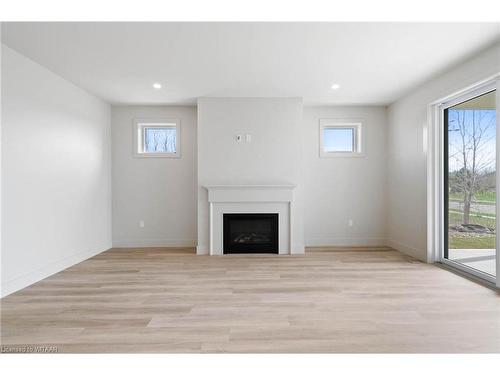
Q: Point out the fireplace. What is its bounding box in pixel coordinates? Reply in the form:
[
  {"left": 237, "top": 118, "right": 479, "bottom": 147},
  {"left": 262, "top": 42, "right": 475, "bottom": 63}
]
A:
[{"left": 223, "top": 213, "right": 279, "bottom": 254}]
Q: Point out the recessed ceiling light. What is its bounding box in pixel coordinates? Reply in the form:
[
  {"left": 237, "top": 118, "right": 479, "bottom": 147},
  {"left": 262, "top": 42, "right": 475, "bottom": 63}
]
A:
[
  {"left": 331, "top": 83, "right": 341, "bottom": 90},
  {"left": 152, "top": 83, "right": 162, "bottom": 89}
]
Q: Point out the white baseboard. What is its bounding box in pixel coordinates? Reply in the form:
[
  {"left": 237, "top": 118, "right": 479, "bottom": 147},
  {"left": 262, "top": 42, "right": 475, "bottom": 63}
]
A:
[
  {"left": 387, "top": 238, "right": 427, "bottom": 262},
  {"left": 305, "top": 237, "right": 388, "bottom": 247},
  {"left": 112, "top": 238, "right": 196, "bottom": 248},
  {"left": 1, "top": 244, "right": 110, "bottom": 298},
  {"left": 196, "top": 245, "right": 209, "bottom": 255},
  {"left": 291, "top": 243, "right": 305, "bottom": 254}
]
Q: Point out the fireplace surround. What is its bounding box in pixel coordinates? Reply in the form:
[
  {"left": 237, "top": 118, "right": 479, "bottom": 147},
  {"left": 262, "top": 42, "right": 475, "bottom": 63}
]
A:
[{"left": 202, "top": 185, "right": 297, "bottom": 255}]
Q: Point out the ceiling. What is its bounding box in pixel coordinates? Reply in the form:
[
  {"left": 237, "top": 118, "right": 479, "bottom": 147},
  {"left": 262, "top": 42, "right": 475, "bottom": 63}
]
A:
[{"left": 2, "top": 22, "right": 499, "bottom": 105}]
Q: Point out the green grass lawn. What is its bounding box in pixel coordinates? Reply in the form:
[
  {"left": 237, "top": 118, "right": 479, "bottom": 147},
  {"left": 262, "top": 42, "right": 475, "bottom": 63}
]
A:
[
  {"left": 449, "top": 234, "right": 496, "bottom": 249},
  {"left": 449, "top": 191, "right": 496, "bottom": 204},
  {"left": 448, "top": 211, "right": 496, "bottom": 249},
  {"left": 448, "top": 211, "right": 496, "bottom": 228}
]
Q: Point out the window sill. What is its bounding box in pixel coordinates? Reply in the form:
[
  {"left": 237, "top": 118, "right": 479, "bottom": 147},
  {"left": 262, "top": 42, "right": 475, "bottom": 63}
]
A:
[
  {"left": 134, "top": 152, "right": 181, "bottom": 158},
  {"left": 319, "top": 152, "right": 366, "bottom": 158}
]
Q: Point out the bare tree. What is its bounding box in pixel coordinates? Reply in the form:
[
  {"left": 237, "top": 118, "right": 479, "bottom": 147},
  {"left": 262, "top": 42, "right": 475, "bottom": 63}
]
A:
[
  {"left": 153, "top": 129, "right": 161, "bottom": 152},
  {"left": 449, "top": 108, "right": 495, "bottom": 224},
  {"left": 163, "top": 129, "right": 176, "bottom": 153}
]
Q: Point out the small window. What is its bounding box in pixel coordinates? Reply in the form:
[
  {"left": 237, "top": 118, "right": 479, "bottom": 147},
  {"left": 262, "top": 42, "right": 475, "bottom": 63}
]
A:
[
  {"left": 134, "top": 119, "right": 180, "bottom": 157},
  {"left": 319, "top": 120, "right": 363, "bottom": 157}
]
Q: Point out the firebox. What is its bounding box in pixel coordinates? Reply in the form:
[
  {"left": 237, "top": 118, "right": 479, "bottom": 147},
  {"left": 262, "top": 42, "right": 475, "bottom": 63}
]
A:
[{"left": 223, "top": 213, "right": 279, "bottom": 254}]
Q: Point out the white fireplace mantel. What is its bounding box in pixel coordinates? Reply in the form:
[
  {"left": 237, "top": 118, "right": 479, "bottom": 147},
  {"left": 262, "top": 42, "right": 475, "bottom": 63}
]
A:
[
  {"left": 206, "top": 185, "right": 296, "bottom": 203},
  {"left": 204, "top": 185, "right": 296, "bottom": 255}
]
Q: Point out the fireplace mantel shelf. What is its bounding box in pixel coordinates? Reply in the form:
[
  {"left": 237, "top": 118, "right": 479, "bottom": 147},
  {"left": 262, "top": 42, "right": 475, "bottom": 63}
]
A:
[
  {"left": 204, "top": 185, "right": 296, "bottom": 190},
  {"left": 204, "top": 185, "right": 296, "bottom": 203}
]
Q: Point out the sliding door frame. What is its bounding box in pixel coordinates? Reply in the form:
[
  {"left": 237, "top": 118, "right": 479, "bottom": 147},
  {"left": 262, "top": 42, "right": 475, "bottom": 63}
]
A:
[{"left": 427, "top": 74, "right": 500, "bottom": 287}]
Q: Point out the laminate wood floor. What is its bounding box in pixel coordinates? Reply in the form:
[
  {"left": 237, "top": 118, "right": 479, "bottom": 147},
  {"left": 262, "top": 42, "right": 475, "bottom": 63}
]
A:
[{"left": 1, "top": 247, "right": 499, "bottom": 353}]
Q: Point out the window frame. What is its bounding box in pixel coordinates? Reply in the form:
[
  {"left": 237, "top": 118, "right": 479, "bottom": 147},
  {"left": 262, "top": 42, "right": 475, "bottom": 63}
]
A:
[
  {"left": 133, "top": 118, "right": 181, "bottom": 158},
  {"left": 426, "top": 73, "right": 499, "bottom": 289},
  {"left": 319, "top": 119, "right": 364, "bottom": 158},
  {"left": 436, "top": 80, "right": 498, "bottom": 284}
]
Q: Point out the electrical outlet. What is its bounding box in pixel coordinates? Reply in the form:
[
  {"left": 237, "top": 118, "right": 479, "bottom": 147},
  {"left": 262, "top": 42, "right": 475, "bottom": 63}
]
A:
[
  {"left": 348, "top": 219, "right": 354, "bottom": 227},
  {"left": 139, "top": 220, "right": 145, "bottom": 228},
  {"left": 245, "top": 134, "right": 252, "bottom": 142}
]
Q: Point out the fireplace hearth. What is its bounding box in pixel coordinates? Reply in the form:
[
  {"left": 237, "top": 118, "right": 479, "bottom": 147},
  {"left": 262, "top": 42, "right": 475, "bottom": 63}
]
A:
[{"left": 223, "top": 213, "right": 279, "bottom": 254}]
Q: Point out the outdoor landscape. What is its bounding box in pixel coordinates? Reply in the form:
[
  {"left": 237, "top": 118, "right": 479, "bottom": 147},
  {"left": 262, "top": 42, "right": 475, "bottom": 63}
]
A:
[
  {"left": 446, "top": 90, "right": 496, "bottom": 276},
  {"left": 448, "top": 189, "right": 495, "bottom": 249}
]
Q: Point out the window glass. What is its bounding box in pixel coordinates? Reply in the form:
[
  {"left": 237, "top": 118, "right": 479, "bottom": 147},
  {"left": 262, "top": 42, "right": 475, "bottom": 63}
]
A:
[
  {"left": 143, "top": 127, "right": 176, "bottom": 153},
  {"left": 323, "top": 127, "right": 354, "bottom": 152},
  {"left": 445, "top": 89, "right": 497, "bottom": 277}
]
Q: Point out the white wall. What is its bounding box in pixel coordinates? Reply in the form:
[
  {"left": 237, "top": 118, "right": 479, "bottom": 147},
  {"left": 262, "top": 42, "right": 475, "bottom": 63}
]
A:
[
  {"left": 111, "top": 106, "right": 197, "bottom": 247},
  {"left": 1, "top": 45, "right": 112, "bottom": 297},
  {"left": 303, "top": 106, "right": 388, "bottom": 246},
  {"left": 197, "top": 98, "right": 304, "bottom": 254},
  {"left": 111, "top": 102, "right": 388, "bottom": 252},
  {"left": 387, "top": 42, "right": 500, "bottom": 261}
]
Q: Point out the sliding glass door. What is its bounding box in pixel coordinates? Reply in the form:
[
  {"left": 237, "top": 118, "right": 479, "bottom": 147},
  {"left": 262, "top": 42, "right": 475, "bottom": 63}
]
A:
[{"left": 443, "top": 88, "right": 497, "bottom": 282}]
